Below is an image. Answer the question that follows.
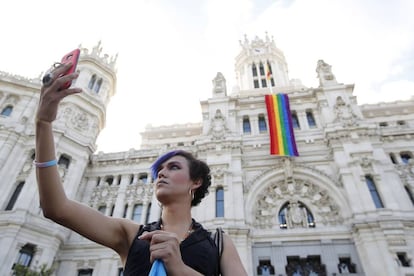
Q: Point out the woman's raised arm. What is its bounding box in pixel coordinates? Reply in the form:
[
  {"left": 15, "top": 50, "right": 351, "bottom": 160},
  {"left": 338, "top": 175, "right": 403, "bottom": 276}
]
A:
[{"left": 35, "top": 63, "right": 138, "bottom": 262}]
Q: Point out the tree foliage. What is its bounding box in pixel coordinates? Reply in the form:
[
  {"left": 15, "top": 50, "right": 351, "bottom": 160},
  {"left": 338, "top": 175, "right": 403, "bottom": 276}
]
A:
[{"left": 13, "top": 264, "right": 53, "bottom": 276}]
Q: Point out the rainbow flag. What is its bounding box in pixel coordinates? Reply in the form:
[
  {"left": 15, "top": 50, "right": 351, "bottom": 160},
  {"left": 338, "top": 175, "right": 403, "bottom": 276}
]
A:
[
  {"left": 266, "top": 63, "right": 272, "bottom": 80},
  {"left": 265, "top": 93, "right": 299, "bottom": 156}
]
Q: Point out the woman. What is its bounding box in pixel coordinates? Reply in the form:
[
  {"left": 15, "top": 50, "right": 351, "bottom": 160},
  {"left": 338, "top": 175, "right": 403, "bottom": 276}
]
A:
[{"left": 35, "top": 62, "right": 247, "bottom": 275}]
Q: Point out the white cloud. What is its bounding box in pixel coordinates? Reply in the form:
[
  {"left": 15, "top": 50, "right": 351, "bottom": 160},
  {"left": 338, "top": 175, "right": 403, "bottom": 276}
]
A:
[{"left": 1, "top": 0, "right": 413, "bottom": 152}]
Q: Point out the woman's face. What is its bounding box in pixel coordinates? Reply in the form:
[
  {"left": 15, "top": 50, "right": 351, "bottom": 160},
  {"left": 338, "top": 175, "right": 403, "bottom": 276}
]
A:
[{"left": 155, "top": 155, "right": 196, "bottom": 203}]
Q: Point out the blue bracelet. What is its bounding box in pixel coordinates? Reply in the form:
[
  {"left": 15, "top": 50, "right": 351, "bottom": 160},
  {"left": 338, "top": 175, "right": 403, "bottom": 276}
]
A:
[{"left": 34, "top": 159, "right": 58, "bottom": 168}]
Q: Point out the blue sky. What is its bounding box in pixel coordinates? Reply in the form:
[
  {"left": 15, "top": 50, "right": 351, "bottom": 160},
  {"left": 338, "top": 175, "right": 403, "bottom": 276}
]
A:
[{"left": 1, "top": 0, "right": 413, "bottom": 152}]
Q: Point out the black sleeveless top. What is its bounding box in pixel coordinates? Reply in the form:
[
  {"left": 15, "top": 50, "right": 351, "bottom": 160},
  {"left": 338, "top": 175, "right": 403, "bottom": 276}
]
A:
[{"left": 124, "top": 219, "right": 220, "bottom": 276}]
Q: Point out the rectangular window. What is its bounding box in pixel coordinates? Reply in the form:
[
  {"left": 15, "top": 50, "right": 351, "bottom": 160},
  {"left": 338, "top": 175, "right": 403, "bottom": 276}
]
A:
[
  {"left": 215, "top": 188, "right": 224, "bottom": 217},
  {"left": 16, "top": 244, "right": 36, "bottom": 267},
  {"left": 338, "top": 257, "right": 357, "bottom": 273},
  {"left": 78, "top": 269, "right": 93, "bottom": 276},
  {"left": 292, "top": 112, "right": 300, "bottom": 129},
  {"left": 254, "top": 80, "right": 259, "bottom": 88},
  {"left": 306, "top": 111, "right": 316, "bottom": 128},
  {"left": 261, "top": 79, "right": 267, "bottom": 88},
  {"left": 132, "top": 204, "right": 143, "bottom": 222},
  {"left": 243, "top": 117, "right": 251, "bottom": 134},
  {"left": 365, "top": 176, "right": 384, "bottom": 208},
  {"left": 258, "top": 115, "right": 267, "bottom": 133}
]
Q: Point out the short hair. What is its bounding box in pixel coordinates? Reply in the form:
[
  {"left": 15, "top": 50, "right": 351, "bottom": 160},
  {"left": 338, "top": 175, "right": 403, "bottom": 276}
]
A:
[{"left": 151, "top": 150, "right": 211, "bottom": 206}]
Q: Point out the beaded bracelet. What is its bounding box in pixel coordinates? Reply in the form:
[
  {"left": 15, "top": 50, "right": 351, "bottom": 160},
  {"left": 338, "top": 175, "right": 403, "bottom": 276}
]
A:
[{"left": 33, "top": 159, "right": 58, "bottom": 168}]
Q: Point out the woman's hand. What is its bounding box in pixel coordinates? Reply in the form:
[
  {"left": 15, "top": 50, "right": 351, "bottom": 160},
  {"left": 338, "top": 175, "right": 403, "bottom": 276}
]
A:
[
  {"left": 37, "top": 62, "right": 82, "bottom": 123},
  {"left": 139, "top": 230, "right": 194, "bottom": 275}
]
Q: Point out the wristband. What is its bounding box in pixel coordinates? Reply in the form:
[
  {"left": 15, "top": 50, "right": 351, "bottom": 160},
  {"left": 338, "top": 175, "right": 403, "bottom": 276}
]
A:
[{"left": 34, "top": 159, "right": 58, "bottom": 168}]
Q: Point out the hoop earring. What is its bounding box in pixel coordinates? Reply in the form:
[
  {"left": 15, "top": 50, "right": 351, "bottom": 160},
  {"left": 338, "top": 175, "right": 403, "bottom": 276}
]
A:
[{"left": 189, "top": 189, "right": 195, "bottom": 201}]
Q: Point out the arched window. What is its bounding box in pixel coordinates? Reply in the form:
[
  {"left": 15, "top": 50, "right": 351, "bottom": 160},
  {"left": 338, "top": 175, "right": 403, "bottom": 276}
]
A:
[
  {"left": 1, "top": 105, "right": 13, "bottom": 116},
  {"left": 306, "top": 110, "right": 316, "bottom": 128},
  {"left": 215, "top": 187, "right": 224, "bottom": 217},
  {"left": 278, "top": 201, "right": 315, "bottom": 229},
  {"left": 291, "top": 111, "right": 300, "bottom": 129},
  {"left": 400, "top": 152, "right": 412, "bottom": 164},
  {"left": 105, "top": 176, "right": 114, "bottom": 185},
  {"left": 5, "top": 181, "right": 25, "bottom": 211},
  {"left": 252, "top": 63, "right": 258, "bottom": 77},
  {"left": 139, "top": 173, "right": 148, "bottom": 184},
  {"left": 259, "top": 62, "right": 265, "bottom": 76},
  {"left": 258, "top": 114, "right": 267, "bottom": 133},
  {"left": 94, "top": 78, "right": 103, "bottom": 93},
  {"left": 58, "top": 154, "right": 71, "bottom": 169},
  {"left": 132, "top": 204, "right": 143, "bottom": 222},
  {"left": 88, "top": 74, "right": 97, "bottom": 89},
  {"left": 243, "top": 116, "right": 251, "bottom": 134},
  {"left": 16, "top": 244, "right": 36, "bottom": 267},
  {"left": 365, "top": 175, "right": 384, "bottom": 208}
]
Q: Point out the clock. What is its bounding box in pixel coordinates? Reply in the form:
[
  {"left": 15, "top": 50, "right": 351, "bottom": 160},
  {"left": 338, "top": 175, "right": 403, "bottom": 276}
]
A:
[{"left": 253, "top": 47, "right": 265, "bottom": 55}]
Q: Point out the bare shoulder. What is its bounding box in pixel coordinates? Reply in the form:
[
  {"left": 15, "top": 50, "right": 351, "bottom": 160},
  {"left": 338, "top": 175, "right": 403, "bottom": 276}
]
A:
[{"left": 221, "top": 233, "right": 248, "bottom": 276}]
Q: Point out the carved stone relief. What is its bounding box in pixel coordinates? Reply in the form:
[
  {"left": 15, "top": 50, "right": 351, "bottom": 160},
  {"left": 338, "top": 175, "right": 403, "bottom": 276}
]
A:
[
  {"left": 254, "top": 179, "right": 342, "bottom": 229},
  {"left": 208, "top": 109, "right": 230, "bottom": 140},
  {"left": 334, "top": 96, "right": 359, "bottom": 127}
]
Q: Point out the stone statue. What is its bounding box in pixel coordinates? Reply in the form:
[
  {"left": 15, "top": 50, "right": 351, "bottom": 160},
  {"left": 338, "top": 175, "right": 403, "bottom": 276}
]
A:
[
  {"left": 316, "top": 60, "right": 337, "bottom": 86},
  {"left": 287, "top": 201, "right": 308, "bottom": 228}
]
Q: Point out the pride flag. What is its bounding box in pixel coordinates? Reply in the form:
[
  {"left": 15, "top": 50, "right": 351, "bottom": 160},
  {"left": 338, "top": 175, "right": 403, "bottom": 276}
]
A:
[
  {"left": 265, "top": 93, "right": 299, "bottom": 156},
  {"left": 266, "top": 62, "right": 272, "bottom": 80}
]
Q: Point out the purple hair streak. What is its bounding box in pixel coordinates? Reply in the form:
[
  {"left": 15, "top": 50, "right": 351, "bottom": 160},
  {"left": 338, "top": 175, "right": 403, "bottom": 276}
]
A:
[{"left": 150, "top": 150, "right": 186, "bottom": 180}]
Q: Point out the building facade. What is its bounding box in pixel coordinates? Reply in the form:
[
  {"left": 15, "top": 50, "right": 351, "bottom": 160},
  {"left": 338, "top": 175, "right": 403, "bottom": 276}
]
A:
[{"left": 1, "top": 36, "right": 414, "bottom": 276}]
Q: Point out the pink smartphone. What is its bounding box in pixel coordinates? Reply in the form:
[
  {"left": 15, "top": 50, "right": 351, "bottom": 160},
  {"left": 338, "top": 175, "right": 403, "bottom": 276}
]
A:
[{"left": 60, "top": 48, "right": 80, "bottom": 89}]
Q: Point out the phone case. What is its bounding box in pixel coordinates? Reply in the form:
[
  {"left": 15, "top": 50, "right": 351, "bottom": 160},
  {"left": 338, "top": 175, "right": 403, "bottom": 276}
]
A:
[{"left": 60, "top": 48, "right": 80, "bottom": 89}]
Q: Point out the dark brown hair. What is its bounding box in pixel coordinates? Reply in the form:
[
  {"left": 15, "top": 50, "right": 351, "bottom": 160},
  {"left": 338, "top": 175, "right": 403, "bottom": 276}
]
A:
[{"left": 151, "top": 150, "right": 212, "bottom": 206}]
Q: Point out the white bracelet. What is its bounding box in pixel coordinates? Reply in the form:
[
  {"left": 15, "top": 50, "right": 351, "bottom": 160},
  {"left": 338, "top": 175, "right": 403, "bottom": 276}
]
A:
[{"left": 34, "top": 159, "right": 58, "bottom": 168}]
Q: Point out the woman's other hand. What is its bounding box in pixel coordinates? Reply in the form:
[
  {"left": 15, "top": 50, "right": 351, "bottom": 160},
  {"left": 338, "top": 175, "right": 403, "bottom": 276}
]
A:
[
  {"left": 37, "top": 62, "right": 82, "bottom": 123},
  {"left": 139, "top": 230, "right": 188, "bottom": 274}
]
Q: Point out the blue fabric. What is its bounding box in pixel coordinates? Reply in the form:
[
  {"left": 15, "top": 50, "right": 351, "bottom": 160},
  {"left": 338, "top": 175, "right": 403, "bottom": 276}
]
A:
[{"left": 148, "top": 259, "right": 167, "bottom": 276}]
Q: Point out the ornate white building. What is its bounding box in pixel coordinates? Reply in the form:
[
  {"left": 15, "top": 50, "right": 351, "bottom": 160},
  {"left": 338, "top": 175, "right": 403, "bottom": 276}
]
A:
[{"left": 1, "top": 36, "right": 414, "bottom": 276}]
